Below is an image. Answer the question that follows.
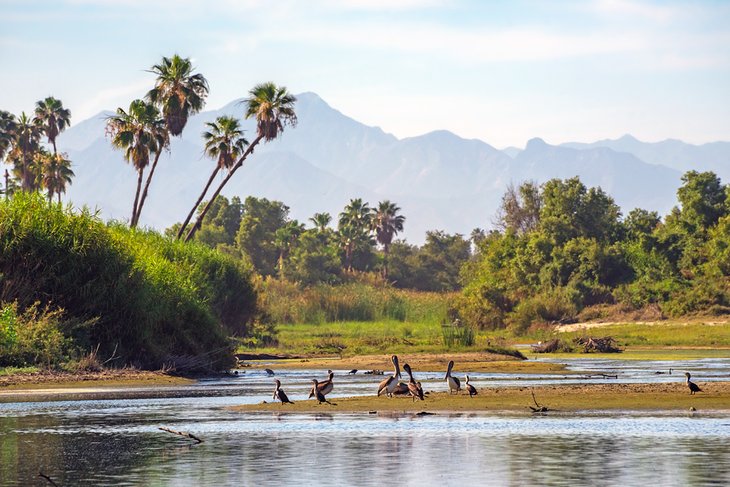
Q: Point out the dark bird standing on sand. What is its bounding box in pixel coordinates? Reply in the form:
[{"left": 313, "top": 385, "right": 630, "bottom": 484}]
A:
[
  {"left": 403, "top": 363, "right": 424, "bottom": 401},
  {"left": 465, "top": 375, "right": 477, "bottom": 398},
  {"left": 445, "top": 360, "right": 461, "bottom": 394},
  {"left": 685, "top": 372, "right": 702, "bottom": 395},
  {"left": 311, "top": 378, "right": 333, "bottom": 405},
  {"left": 309, "top": 370, "right": 334, "bottom": 398},
  {"left": 273, "top": 379, "right": 294, "bottom": 405}
]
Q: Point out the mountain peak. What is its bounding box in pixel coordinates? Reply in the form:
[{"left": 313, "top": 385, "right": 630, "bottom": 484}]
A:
[{"left": 525, "top": 137, "right": 549, "bottom": 150}]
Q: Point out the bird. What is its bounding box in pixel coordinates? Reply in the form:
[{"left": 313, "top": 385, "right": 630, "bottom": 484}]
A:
[
  {"left": 348, "top": 369, "right": 358, "bottom": 375},
  {"left": 309, "top": 370, "right": 334, "bottom": 398},
  {"left": 273, "top": 379, "right": 294, "bottom": 405},
  {"left": 465, "top": 375, "right": 477, "bottom": 398},
  {"left": 403, "top": 363, "right": 424, "bottom": 401},
  {"left": 378, "top": 355, "right": 404, "bottom": 397},
  {"left": 264, "top": 368, "right": 275, "bottom": 376},
  {"left": 685, "top": 372, "right": 702, "bottom": 395},
  {"left": 311, "top": 378, "right": 333, "bottom": 405},
  {"left": 445, "top": 360, "right": 461, "bottom": 394}
]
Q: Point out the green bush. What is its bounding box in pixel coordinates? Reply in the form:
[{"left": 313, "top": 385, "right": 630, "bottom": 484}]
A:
[{"left": 0, "top": 302, "right": 74, "bottom": 367}]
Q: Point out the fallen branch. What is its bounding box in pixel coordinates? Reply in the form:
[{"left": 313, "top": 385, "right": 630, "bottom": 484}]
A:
[
  {"left": 159, "top": 427, "right": 204, "bottom": 444},
  {"left": 529, "top": 389, "right": 550, "bottom": 413},
  {"left": 38, "top": 472, "right": 60, "bottom": 487}
]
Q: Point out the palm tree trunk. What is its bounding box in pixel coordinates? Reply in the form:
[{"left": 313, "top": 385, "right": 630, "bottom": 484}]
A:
[
  {"left": 176, "top": 166, "right": 220, "bottom": 239},
  {"left": 131, "top": 168, "right": 144, "bottom": 228},
  {"left": 184, "top": 135, "right": 263, "bottom": 242},
  {"left": 52, "top": 139, "right": 57, "bottom": 155},
  {"left": 383, "top": 243, "right": 390, "bottom": 279},
  {"left": 134, "top": 150, "right": 163, "bottom": 227}
]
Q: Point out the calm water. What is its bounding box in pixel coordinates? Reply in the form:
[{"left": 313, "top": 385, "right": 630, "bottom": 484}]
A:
[{"left": 2, "top": 358, "right": 730, "bottom": 486}]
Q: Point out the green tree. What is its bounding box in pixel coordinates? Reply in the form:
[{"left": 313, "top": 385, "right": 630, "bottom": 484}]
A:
[
  {"left": 177, "top": 116, "right": 248, "bottom": 239},
  {"left": 106, "top": 100, "right": 164, "bottom": 226},
  {"left": 0, "top": 110, "right": 17, "bottom": 162},
  {"left": 309, "top": 212, "right": 332, "bottom": 233},
  {"left": 371, "top": 200, "right": 405, "bottom": 278},
  {"left": 33, "top": 96, "right": 71, "bottom": 155},
  {"left": 8, "top": 113, "right": 42, "bottom": 191},
  {"left": 677, "top": 171, "right": 727, "bottom": 232},
  {"left": 274, "top": 220, "right": 305, "bottom": 276},
  {"left": 235, "top": 196, "right": 290, "bottom": 276},
  {"left": 146, "top": 54, "right": 209, "bottom": 136},
  {"left": 40, "top": 150, "right": 74, "bottom": 202},
  {"left": 284, "top": 230, "right": 342, "bottom": 285},
  {"left": 497, "top": 181, "right": 541, "bottom": 234},
  {"left": 186, "top": 82, "right": 297, "bottom": 241}
]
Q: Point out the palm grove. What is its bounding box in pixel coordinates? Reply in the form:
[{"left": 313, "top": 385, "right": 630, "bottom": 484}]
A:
[{"left": 3, "top": 53, "right": 730, "bottom": 370}]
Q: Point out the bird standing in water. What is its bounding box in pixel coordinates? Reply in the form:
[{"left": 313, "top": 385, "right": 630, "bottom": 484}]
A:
[
  {"left": 685, "top": 372, "right": 702, "bottom": 395},
  {"left": 445, "top": 360, "right": 461, "bottom": 394},
  {"left": 273, "top": 379, "right": 294, "bottom": 405},
  {"left": 465, "top": 375, "right": 477, "bottom": 398}
]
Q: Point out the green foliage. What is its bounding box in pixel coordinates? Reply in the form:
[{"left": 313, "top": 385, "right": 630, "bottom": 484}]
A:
[
  {"left": 0, "top": 302, "right": 73, "bottom": 367},
  {"left": 441, "top": 320, "right": 475, "bottom": 348},
  {"left": 235, "top": 196, "right": 290, "bottom": 276},
  {"left": 0, "top": 193, "right": 257, "bottom": 369}
]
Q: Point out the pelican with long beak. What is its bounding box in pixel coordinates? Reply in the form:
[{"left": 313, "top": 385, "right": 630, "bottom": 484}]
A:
[
  {"left": 273, "top": 379, "right": 294, "bottom": 405},
  {"left": 311, "top": 378, "right": 333, "bottom": 404},
  {"left": 685, "top": 372, "right": 702, "bottom": 395},
  {"left": 445, "top": 360, "right": 461, "bottom": 394},
  {"left": 309, "top": 370, "right": 334, "bottom": 398},
  {"left": 377, "top": 355, "right": 403, "bottom": 397},
  {"left": 465, "top": 375, "right": 477, "bottom": 398},
  {"left": 403, "top": 363, "right": 424, "bottom": 401}
]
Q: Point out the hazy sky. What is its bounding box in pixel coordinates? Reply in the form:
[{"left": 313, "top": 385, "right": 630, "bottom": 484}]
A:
[{"left": 2, "top": 0, "right": 729, "bottom": 147}]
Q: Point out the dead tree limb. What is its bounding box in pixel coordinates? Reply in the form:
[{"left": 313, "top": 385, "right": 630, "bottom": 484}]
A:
[
  {"left": 38, "top": 472, "right": 60, "bottom": 487},
  {"left": 529, "top": 389, "right": 550, "bottom": 413},
  {"left": 159, "top": 427, "right": 204, "bottom": 444}
]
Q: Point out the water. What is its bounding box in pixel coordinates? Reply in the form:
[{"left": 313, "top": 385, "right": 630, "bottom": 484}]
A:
[{"left": 2, "top": 358, "right": 730, "bottom": 486}]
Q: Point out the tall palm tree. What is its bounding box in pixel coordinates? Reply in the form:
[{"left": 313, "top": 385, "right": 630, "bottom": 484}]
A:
[
  {"left": 40, "top": 151, "right": 74, "bottom": 202},
  {"left": 339, "top": 198, "right": 372, "bottom": 231},
  {"left": 371, "top": 200, "right": 405, "bottom": 278},
  {"left": 34, "top": 97, "right": 71, "bottom": 155},
  {"left": 274, "top": 220, "right": 304, "bottom": 276},
  {"left": 309, "top": 212, "right": 332, "bottom": 233},
  {"left": 185, "top": 82, "right": 297, "bottom": 242},
  {"left": 106, "top": 100, "right": 161, "bottom": 226},
  {"left": 176, "top": 116, "right": 248, "bottom": 239},
  {"left": 9, "top": 112, "right": 42, "bottom": 191},
  {"left": 132, "top": 111, "right": 167, "bottom": 227},
  {"left": 0, "top": 110, "right": 17, "bottom": 162},
  {"left": 146, "top": 54, "right": 209, "bottom": 136}
]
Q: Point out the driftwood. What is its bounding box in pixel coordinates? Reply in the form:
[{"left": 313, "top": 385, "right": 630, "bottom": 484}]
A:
[
  {"left": 159, "top": 427, "right": 203, "bottom": 444},
  {"left": 528, "top": 389, "right": 550, "bottom": 413},
  {"left": 580, "top": 373, "right": 618, "bottom": 379},
  {"left": 574, "top": 336, "right": 622, "bottom": 353},
  {"left": 531, "top": 339, "right": 562, "bottom": 353},
  {"left": 38, "top": 472, "right": 60, "bottom": 487}
]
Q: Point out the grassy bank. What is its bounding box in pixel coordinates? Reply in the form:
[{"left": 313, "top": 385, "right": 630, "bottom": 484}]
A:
[{"left": 232, "top": 381, "right": 730, "bottom": 413}]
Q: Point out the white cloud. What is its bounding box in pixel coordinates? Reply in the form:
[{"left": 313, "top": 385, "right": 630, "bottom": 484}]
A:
[{"left": 591, "top": 0, "right": 681, "bottom": 22}]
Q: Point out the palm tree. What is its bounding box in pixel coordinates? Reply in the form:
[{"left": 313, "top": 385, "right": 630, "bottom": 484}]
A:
[
  {"left": 9, "top": 112, "right": 42, "bottom": 191},
  {"left": 132, "top": 111, "right": 167, "bottom": 227},
  {"left": 34, "top": 97, "right": 71, "bottom": 155},
  {"left": 371, "top": 200, "right": 405, "bottom": 278},
  {"left": 274, "top": 220, "right": 304, "bottom": 276},
  {"left": 146, "top": 54, "right": 209, "bottom": 136},
  {"left": 309, "top": 212, "right": 332, "bottom": 233},
  {"left": 176, "top": 116, "right": 248, "bottom": 239},
  {"left": 339, "top": 198, "right": 372, "bottom": 231},
  {"left": 40, "top": 151, "right": 74, "bottom": 202},
  {"left": 0, "top": 110, "right": 17, "bottom": 162},
  {"left": 185, "top": 82, "right": 297, "bottom": 242},
  {"left": 106, "top": 100, "right": 161, "bottom": 226}
]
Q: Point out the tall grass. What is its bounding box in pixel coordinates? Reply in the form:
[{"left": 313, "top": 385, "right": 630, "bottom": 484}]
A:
[
  {"left": 0, "top": 193, "right": 257, "bottom": 370},
  {"left": 260, "top": 278, "right": 452, "bottom": 325}
]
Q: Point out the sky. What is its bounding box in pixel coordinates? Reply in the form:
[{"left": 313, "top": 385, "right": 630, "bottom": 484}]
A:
[{"left": 1, "top": 0, "right": 729, "bottom": 148}]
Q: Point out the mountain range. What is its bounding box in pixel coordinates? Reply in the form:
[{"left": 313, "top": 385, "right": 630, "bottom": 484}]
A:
[{"left": 56, "top": 92, "right": 730, "bottom": 244}]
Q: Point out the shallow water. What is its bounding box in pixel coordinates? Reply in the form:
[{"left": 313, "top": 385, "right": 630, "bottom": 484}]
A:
[{"left": 2, "top": 358, "right": 730, "bottom": 486}]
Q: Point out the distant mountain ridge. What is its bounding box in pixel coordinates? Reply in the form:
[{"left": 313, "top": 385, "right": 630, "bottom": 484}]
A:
[{"left": 55, "top": 93, "right": 729, "bottom": 244}]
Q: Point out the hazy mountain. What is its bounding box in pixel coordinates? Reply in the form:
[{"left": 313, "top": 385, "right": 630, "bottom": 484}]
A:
[
  {"left": 562, "top": 134, "right": 730, "bottom": 180},
  {"left": 55, "top": 93, "right": 720, "bottom": 243}
]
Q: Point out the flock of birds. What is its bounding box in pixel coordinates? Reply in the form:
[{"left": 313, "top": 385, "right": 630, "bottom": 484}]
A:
[{"left": 270, "top": 356, "right": 704, "bottom": 405}]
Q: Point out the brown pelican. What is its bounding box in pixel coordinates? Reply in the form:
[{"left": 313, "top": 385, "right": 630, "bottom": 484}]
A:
[
  {"left": 311, "top": 379, "right": 333, "bottom": 404},
  {"left": 264, "top": 368, "right": 275, "bottom": 376},
  {"left": 465, "top": 375, "right": 477, "bottom": 398},
  {"left": 403, "top": 363, "right": 424, "bottom": 401},
  {"left": 309, "top": 370, "right": 334, "bottom": 398},
  {"left": 685, "top": 372, "right": 702, "bottom": 395},
  {"left": 377, "top": 355, "right": 403, "bottom": 397},
  {"left": 445, "top": 360, "right": 461, "bottom": 394},
  {"left": 273, "top": 379, "right": 294, "bottom": 405}
]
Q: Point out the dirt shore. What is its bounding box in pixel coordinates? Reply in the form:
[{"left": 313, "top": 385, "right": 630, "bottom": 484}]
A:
[
  {"left": 232, "top": 381, "right": 730, "bottom": 413},
  {"left": 0, "top": 369, "right": 193, "bottom": 391}
]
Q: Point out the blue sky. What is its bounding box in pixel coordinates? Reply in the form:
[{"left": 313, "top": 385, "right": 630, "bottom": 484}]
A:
[{"left": 1, "top": 0, "right": 729, "bottom": 147}]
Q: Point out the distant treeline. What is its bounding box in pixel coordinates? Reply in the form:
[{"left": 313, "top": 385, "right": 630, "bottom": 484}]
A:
[
  {"left": 0, "top": 193, "right": 256, "bottom": 370},
  {"left": 457, "top": 171, "right": 730, "bottom": 331}
]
